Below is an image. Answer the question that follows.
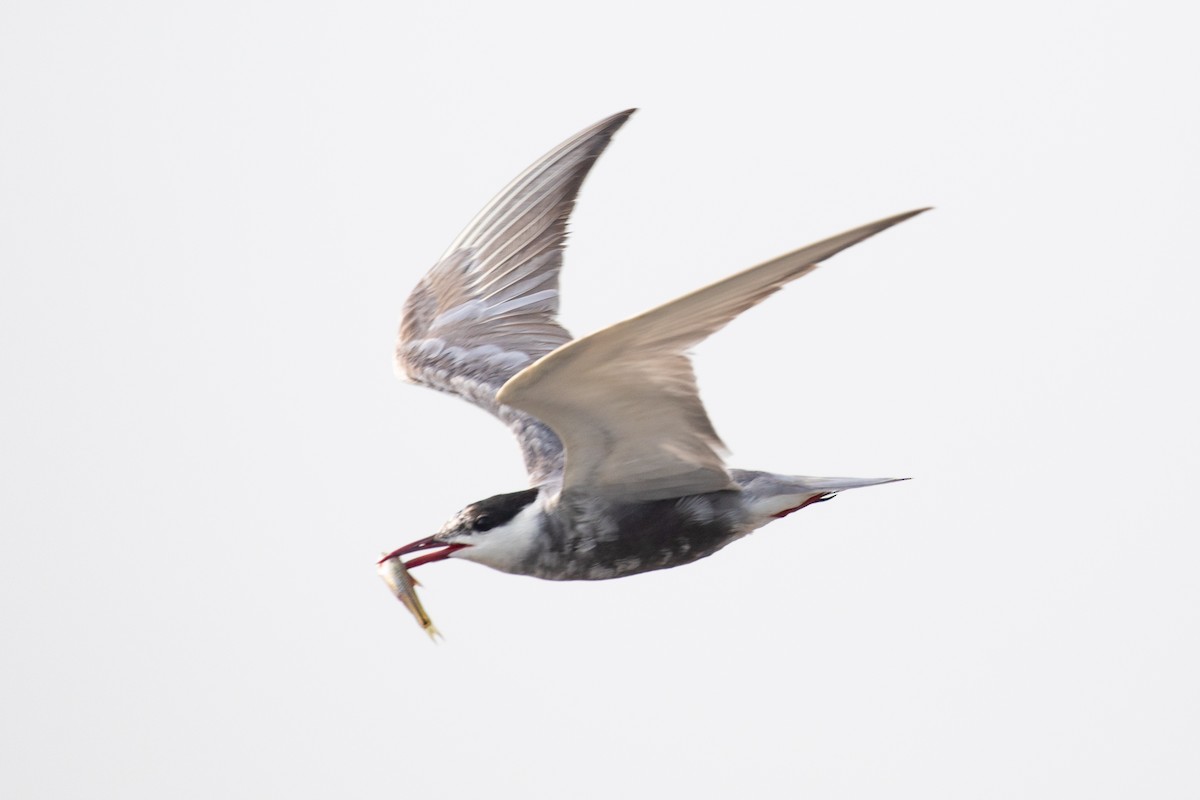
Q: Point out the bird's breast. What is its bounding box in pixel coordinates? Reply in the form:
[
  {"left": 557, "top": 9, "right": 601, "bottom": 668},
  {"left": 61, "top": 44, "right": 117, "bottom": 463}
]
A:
[{"left": 524, "top": 491, "right": 748, "bottom": 580}]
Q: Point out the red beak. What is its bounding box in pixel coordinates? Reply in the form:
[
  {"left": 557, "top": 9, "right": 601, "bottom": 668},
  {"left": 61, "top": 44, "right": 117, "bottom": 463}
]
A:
[{"left": 377, "top": 537, "right": 469, "bottom": 569}]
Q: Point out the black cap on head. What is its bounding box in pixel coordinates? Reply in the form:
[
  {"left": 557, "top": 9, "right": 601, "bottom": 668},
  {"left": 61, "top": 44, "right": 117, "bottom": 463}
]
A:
[{"left": 467, "top": 488, "right": 538, "bottom": 532}]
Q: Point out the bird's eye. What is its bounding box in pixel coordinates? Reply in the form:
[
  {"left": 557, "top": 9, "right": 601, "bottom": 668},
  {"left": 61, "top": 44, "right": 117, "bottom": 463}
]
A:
[{"left": 473, "top": 515, "right": 494, "bottom": 532}]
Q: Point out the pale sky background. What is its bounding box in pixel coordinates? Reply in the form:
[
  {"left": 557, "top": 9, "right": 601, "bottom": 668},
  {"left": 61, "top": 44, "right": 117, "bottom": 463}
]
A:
[{"left": 2, "top": 1, "right": 1198, "bottom": 798}]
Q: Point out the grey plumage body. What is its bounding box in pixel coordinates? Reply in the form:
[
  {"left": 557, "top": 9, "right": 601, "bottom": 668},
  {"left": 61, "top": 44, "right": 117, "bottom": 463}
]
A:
[
  {"left": 380, "top": 109, "right": 924, "bottom": 586},
  {"left": 506, "top": 485, "right": 748, "bottom": 581},
  {"left": 438, "top": 471, "right": 899, "bottom": 581}
]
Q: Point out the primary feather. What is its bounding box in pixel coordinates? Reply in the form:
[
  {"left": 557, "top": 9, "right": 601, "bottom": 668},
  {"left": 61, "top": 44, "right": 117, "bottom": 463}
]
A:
[
  {"left": 396, "top": 110, "right": 636, "bottom": 485},
  {"left": 497, "top": 209, "right": 929, "bottom": 502}
]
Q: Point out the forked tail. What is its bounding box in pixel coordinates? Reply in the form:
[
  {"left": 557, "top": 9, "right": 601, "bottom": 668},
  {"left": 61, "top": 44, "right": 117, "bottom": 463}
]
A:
[{"left": 730, "top": 469, "right": 907, "bottom": 522}]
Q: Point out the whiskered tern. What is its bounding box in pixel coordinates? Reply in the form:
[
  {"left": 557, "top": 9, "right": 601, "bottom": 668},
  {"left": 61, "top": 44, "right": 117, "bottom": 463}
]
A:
[{"left": 379, "top": 109, "right": 925, "bottom": 588}]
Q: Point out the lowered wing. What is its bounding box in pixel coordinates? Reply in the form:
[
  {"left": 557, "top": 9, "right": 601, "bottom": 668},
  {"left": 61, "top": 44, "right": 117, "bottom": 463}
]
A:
[{"left": 497, "top": 209, "right": 929, "bottom": 502}]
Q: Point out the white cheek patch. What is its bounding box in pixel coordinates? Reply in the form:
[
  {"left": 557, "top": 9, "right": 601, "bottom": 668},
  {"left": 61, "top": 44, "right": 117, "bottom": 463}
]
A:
[{"left": 453, "top": 502, "right": 543, "bottom": 573}]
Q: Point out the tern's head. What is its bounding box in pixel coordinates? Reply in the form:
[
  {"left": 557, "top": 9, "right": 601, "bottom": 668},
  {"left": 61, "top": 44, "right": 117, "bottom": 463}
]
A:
[{"left": 380, "top": 488, "right": 542, "bottom": 573}]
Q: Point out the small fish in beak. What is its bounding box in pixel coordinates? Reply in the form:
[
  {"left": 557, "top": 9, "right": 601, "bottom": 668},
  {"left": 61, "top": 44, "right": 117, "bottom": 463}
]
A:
[{"left": 376, "top": 554, "right": 440, "bottom": 640}]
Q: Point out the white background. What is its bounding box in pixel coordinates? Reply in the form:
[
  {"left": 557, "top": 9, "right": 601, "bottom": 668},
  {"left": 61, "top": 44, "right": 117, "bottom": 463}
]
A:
[{"left": 3, "top": 1, "right": 1198, "bottom": 798}]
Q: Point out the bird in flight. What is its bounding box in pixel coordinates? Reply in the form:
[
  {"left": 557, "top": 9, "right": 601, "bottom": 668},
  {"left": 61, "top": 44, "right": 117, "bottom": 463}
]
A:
[{"left": 379, "top": 109, "right": 925, "bottom": 599}]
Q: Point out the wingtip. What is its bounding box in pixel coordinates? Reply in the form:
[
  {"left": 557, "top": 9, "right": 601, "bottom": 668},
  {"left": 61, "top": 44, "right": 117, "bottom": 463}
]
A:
[
  {"left": 560, "top": 109, "right": 637, "bottom": 160},
  {"left": 853, "top": 207, "right": 932, "bottom": 239},
  {"left": 594, "top": 108, "right": 637, "bottom": 136},
  {"left": 891, "top": 207, "right": 933, "bottom": 223}
]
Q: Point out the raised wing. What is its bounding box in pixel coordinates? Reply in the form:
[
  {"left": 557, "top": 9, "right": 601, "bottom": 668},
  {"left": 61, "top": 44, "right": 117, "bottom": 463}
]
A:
[
  {"left": 497, "top": 208, "right": 929, "bottom": 502},
  {"left": 397, "top": 110, "right": 635, "bottom": 485}
]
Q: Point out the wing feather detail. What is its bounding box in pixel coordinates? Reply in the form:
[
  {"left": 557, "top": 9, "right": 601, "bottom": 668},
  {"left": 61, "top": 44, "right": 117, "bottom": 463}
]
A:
[
  {"left": 397, "top": 110, "right": 635, "bottom": 485},
  {"left": 497, "top": 208, "right": 930, "bottom": 501}
]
